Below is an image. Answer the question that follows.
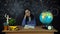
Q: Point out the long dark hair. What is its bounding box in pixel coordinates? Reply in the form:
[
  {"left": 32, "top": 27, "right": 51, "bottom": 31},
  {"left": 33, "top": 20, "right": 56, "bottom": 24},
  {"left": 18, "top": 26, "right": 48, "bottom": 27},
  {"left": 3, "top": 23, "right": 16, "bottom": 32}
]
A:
[{"left": 24, "top": 8, "right": 34, "bottom": 22}]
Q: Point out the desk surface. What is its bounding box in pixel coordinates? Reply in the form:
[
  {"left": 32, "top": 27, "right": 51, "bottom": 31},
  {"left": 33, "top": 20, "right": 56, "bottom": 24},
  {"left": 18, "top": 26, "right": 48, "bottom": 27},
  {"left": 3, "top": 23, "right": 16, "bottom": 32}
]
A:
[{"left": 2, "top": 26, "right": 57, "bottom": 33}]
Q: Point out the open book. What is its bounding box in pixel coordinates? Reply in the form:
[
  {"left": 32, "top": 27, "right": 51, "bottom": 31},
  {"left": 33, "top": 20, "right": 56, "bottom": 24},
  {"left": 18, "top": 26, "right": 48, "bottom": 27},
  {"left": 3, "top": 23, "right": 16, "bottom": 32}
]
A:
[{"left": 24, "top": 25, "right": 35, "bottom": 29}]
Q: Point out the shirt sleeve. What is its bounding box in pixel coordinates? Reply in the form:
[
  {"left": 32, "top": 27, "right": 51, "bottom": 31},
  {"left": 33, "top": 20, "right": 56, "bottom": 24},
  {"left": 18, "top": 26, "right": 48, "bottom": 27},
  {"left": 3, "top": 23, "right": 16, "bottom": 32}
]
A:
[
  {"left": 32, "top": 18, "right": 36, "bottom": 26},
  {"left": 22, "top": 17, "right": 26, "bottom": 26}
]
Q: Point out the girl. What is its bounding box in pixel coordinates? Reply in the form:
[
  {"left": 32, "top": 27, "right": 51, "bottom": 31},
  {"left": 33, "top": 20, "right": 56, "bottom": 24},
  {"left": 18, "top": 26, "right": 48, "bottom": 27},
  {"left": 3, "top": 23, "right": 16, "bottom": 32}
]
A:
[{"left": 22, "top": 8, "right": 36, "bottom": 28}]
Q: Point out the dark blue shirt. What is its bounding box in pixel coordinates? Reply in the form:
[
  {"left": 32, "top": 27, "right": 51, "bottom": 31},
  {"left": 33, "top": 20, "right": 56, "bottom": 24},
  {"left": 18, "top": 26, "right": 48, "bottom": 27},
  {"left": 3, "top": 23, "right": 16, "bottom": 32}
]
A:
[{"left": 22, "top": 17, "right": 36, "bottom": 26}]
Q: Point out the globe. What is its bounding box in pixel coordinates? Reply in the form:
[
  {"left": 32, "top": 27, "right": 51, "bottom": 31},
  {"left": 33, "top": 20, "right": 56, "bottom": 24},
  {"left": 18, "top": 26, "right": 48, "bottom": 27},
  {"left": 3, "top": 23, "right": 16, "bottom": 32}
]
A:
[{"left": 39, "top": 11, "right": 53, "bottom": 25}]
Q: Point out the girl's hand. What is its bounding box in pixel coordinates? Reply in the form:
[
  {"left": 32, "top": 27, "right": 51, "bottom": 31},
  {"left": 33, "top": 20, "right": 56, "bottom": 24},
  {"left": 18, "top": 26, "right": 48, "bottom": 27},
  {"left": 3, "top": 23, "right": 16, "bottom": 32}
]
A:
[{"left": 24, "top": 15, "right": 26, "bottom": 19}]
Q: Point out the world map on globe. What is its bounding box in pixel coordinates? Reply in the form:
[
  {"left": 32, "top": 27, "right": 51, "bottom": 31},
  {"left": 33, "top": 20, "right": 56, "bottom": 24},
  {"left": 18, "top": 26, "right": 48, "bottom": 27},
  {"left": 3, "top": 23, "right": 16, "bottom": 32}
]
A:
[{"left": 39, "top": 11, "right": 53, "bottom": 25}]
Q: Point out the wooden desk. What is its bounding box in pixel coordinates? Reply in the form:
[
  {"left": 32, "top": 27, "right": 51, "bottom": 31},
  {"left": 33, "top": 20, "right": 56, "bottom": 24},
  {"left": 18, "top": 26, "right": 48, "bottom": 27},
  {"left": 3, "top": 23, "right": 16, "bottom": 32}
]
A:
[{"left": 2, "top": 26, "right": 57, "bottom": 34}]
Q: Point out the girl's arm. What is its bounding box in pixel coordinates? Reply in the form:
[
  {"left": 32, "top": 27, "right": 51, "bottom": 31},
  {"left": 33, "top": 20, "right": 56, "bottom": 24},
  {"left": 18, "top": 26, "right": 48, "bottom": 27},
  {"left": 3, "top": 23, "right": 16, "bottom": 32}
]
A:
[{"left": 22, "top": 16, "right": 26, "bottom": 26}]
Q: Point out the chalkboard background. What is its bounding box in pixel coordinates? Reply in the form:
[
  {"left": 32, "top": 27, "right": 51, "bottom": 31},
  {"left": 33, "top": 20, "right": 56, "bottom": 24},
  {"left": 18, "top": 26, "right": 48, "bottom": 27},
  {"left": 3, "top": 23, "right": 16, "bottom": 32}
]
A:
[{"left": 0, "top": 0, "right": 60, "bottom": 30}]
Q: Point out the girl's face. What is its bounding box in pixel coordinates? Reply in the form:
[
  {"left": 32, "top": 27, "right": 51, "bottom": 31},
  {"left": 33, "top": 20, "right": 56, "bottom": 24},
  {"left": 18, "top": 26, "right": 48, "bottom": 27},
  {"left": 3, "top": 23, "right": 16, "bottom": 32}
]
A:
[{"left": 25, "top": 10, "right": 30, "bottom": 17}]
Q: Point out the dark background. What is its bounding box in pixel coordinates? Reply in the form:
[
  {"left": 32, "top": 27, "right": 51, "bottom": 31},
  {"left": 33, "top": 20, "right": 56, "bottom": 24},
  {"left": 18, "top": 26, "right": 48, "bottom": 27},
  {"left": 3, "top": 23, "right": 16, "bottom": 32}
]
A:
[{"left": 0, "top": 0, "right": 60, "bottom": 34}]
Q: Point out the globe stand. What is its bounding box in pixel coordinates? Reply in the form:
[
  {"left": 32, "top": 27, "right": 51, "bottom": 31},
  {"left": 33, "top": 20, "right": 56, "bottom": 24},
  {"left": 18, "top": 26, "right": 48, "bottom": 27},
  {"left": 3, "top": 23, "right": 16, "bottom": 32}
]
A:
[{"left": 42, "top": 25, "right": 47, "bottom": 29}]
